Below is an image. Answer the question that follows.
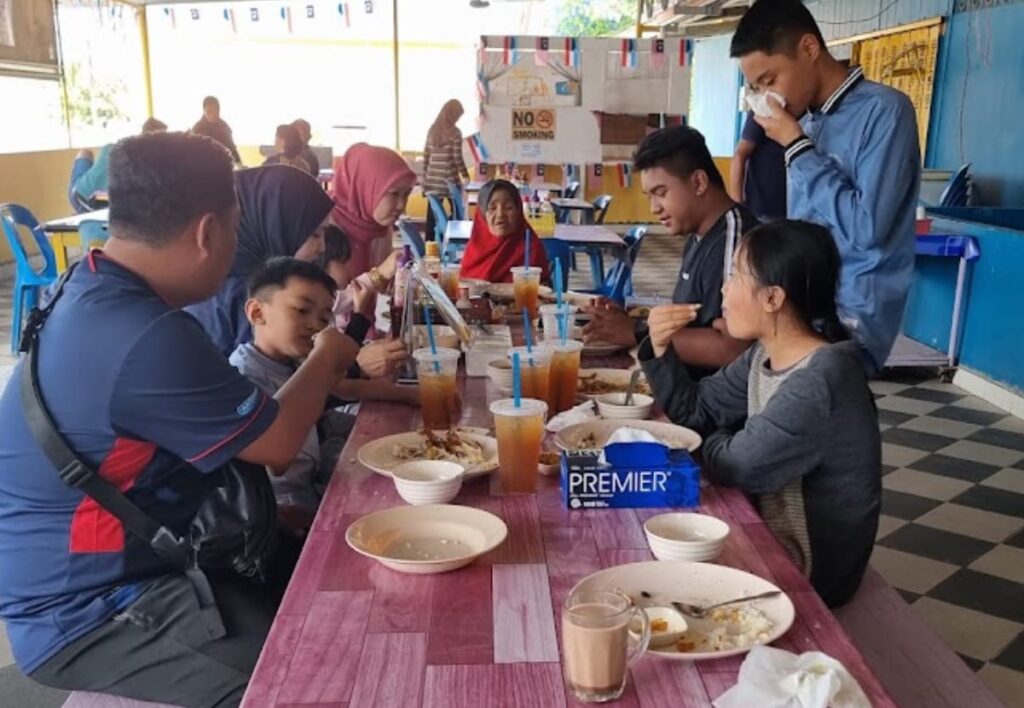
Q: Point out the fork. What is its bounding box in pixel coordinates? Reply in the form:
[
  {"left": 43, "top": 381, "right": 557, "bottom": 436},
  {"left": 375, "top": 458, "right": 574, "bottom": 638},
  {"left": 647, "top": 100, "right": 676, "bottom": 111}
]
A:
[{"left": 640, "top": 590, "right": 781, "bottom": 619}]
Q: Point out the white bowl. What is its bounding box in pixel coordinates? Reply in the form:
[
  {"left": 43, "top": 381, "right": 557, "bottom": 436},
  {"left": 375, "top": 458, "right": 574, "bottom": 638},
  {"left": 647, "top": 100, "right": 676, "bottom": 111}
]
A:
[
  {"left": 644, "top": 513, "right": 730, "bottom": 562},
  {"left": 630, "top": 606, "right": 688, "bottom": 649},
  {"left": 413, "top": 325, "right": 460, "bottom": 351},
  {"left": 596, "top": 393, "right": 654, "bottom": 420},
  {"left": 392, "top": 461, "right": 465, "bottom": 505},
  {"left": 486, "top": 358, "right": 514, "bottom": 392}
]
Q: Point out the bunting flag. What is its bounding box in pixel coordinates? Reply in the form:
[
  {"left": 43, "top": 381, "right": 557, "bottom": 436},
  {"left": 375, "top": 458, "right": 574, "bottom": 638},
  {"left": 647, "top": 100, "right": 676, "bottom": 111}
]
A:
[
  {"left": 563, "top": 37, "right": 580, "bottom": 67},
  {"left": 536, "top": 164, "right": 545, "bottom": 178},
  {"left": 250, "top": 7, "right": 259, "bottom": 22},
  {"left": 651, "top": 38, "right": 666, "bottom": 69},
  {"left": 338, "top": 2, "right": 350, "bottom": 28},
  {"left": 620, "top": 39, "right": 637, "bottom": 68},
  {"left": 617, "top": 163, "right": 632, "bottom": 189},
  {"left": 466, "top": 134, "right": 490, "bottom": 164},
  {"left": 591, "top": 164, "right": 603, "bottom": 190},
  {"left": 479, "top": 163, "right": 489, "bottom": 179},
  {"left": 163, "top": 7, "right": 175, "bottom": 28},
  {"left": 280, "top": 6, "right": 292, "bottom": 33},
  {"left": 503, "top": 161, "right": 516, "bottom": 178},
  {"left": 364, "top": 0, "right": 374, "bottom": 13},
  {"left": 475, "top": 72, "right": 489, "bottom": 104},
  {"left": 679, "top": 38, "right": 693, "bottom": 67},
  {"left": 306, "top": 5, "right": 315, "bottom": 19},
  {"left": 535, "top": 37, "right": 550, "bottom": 67},
  {"left": 223, "top": 7, "right": 237, "bottom": 33},
  {"left": 190, "top": 8, "right": 200, "bottom": 21},
  {"left": 564, "top": 163, "right": 577, "bottom": 183},
  {"left": 502, "top": 36, "right": 518, "bottom": 65}
]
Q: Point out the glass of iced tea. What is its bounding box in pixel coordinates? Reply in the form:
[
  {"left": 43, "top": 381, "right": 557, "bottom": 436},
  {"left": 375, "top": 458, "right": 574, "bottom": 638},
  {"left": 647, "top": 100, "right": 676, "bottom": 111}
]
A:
[
  {"left": 539, "top": 303, "right": 577, "bottom": 342},
  {"left": 439, "top": 263, "right": 461, "bottom": 302},
  {"left": 546, "top": 339, "right": 584, "bottom": 414},
  {"left": 510, "top": 266, "right": 542, "bottom": 319},
  {"left": 490, "top": 398, "right": 548, "bottom": 494},
  {"left": 413, "top": 347, "right": 460, "bottom": 430},
  {"left": 508, "top": 346, "right": 553, "bottom": 414}
]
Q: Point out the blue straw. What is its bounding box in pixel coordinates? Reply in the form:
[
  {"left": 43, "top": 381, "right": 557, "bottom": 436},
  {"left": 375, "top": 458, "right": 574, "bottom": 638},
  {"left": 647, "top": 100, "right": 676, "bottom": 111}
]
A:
[
  {"left": 558, "top": 308, "right": 567, "bottom": 344},
  {"left": 524, "top": 229, "right": 531, "bottom": 269},
  {"left": 423, "top": 306, "right": 441, "bottom": 373},
  {"left": 522, "top": 308, "right": 533, "bottom": 353},
  {"left": 554, "top": 258, "right": 564, "bottom": 307},
  {"left": 512, "top": 352, "right": 522, "bottom": 408}
]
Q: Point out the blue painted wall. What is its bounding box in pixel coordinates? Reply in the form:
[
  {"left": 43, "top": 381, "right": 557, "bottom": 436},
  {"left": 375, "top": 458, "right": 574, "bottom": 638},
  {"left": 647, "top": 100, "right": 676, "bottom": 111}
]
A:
[{"left": 688, "top": 33, "right": 741, "bottom": 157}]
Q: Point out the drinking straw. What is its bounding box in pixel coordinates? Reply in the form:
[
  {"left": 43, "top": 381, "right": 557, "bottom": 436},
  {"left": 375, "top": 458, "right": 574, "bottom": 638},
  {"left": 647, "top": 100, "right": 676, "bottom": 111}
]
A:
[
  {"left": 558, "top": 308, "right": 567, "bottom": 345},
  {"left": 522, "top": 308, "right": 533, "bottom": 353},
  {"left": 512, "top": 352, "right": 522, "bottom": 408},
  {"left": 524, "top": 228, "right": 531, "bottom": 269},
  {"left": 554, "top": 258, "right": 564, "bottom": 307},
  {"left": 423, "top": 306, "right": 441, "bottom": 373}
]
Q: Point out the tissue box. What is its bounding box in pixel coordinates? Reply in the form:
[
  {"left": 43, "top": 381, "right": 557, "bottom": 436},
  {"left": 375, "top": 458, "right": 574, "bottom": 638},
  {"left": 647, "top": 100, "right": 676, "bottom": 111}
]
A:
[{"left": 561, "top": 442, "right": 700, "bottom": 509}]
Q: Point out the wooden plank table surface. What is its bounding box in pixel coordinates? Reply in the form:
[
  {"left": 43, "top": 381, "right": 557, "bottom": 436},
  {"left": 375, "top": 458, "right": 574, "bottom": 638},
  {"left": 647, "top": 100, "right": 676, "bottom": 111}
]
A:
[{"left": 243, "top": 351, "right": 896, "bottom": 707}]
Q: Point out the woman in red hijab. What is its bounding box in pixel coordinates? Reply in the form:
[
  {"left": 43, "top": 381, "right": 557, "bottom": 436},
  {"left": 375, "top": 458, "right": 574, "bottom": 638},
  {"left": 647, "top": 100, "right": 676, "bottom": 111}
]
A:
[{"left": 459, "top": 179, "right": 549, "bottom": 283}]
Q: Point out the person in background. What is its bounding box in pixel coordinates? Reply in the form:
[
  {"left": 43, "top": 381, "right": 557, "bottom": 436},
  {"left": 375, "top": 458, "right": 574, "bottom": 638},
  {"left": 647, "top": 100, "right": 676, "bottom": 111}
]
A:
[
  {"left": 730, "top": 110, "right": 787, "bottom": 221},
  {"left": 187, "top": 165, "right": 335, "bottom": 355},
  {"left": 422, "top": 99, "right": 470, "bottom": 239},
  {"left": 458, "top": 179, "right": 549, "bottom": 284},
  {"left": 263, "top": 124, "right": 313, "bottom": 175},
  {"left": 584, "top": 127, "right": 757, "bottom": 379},
  {"left": 0, "top": 132, "right": 359, "bottom": 704},
  {"left": 292, "top": 118, "right": 320, "bottom": 175},
  {"left": 68, "top": 117, "right": 167, "bottom": 213},
  {"left": 192, "top": 95, "right": 243, "bottom": 165},
  {"left": 730, "top": 0, "right": 920, "bottom": 373},
  {"left": 330, "top": 143, "right": 417, "bottom": 330},
  {"left": 639, "top": 220, "right": 880, "bottom": 608}
]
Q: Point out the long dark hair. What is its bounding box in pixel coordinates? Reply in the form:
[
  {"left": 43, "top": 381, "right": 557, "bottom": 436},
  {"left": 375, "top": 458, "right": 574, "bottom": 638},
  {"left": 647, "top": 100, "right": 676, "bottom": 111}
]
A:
[{"left": 740, "top": 219, "right": 848, "bottom": 343}]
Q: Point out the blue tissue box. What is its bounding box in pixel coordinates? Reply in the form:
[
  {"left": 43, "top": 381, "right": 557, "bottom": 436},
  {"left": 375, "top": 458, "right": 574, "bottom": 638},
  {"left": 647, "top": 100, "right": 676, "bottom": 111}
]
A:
[{"left": 560, "top": 442, "right": 701, "bottom": 509}]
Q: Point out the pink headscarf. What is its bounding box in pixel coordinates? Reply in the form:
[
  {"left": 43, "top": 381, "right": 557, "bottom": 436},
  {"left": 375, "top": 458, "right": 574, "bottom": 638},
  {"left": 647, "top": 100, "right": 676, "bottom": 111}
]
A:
[{"left": 331, "top": 143, "right": 416, "bottom": 276}]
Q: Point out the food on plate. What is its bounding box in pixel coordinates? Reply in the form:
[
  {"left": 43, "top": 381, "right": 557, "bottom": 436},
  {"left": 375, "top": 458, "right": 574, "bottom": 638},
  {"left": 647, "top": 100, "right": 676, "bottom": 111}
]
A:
[
  {"left": 650, "top": 618, "right": 669, "bottom": 633},
  {"left": 671, "top": 605, "right": 774, "bottom": 653},
  {"left": 539, "top": 451, "right": 561, "bottom": 465},
  {"left": 392, "top": 429, "right": 485, "bottom": 466},
  {"left": 578, "top": 432, "right": 598, "bottom": 449},
  {"left": 577, "top": 372, "right": 652, "bottom": 396}
]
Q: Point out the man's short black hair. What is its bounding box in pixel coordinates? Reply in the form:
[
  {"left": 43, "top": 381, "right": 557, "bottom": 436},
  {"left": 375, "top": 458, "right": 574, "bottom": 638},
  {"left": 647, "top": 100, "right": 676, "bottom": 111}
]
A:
[
  {"left": 248, "top": 256, "right": 338, "bottom": 301},
  {"left": 203, "top": 95, "right": 220, "bottom": 109},
  {"left": 322, "top": 225, "right": 351, "bottom": 266},
  {"left": 730, "top": 0, "right": 827, "bottom": 58},
  {"left": 633, "top": 126, "right": 725, "bottom": 189},
  {"left": 108, "top": 132, "right": 235, "bottom": 246}
]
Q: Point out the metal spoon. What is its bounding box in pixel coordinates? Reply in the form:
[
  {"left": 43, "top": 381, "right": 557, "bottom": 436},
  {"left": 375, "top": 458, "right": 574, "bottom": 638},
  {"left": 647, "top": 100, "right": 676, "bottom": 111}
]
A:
[
  {"left": 624, "top": 369, "right": 642, "bottom": 406},
  {"left": 640, "top": 590, "right": 782, "bottom": 619}
]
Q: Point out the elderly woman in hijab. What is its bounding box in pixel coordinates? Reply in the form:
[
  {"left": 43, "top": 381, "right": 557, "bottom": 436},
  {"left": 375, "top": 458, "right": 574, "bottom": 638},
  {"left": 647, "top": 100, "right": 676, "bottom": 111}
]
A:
[
  {"left": 459, "top": 179, "right": 549, "bottom": 284},
  {"left": 187, "top": 165, "right": 334, "bottom": 355},
  {"left": 422, "top": 100, "right": 470, "bottom": 235},
  {"left": 330, "top": 143, "right": 417, "bottom": 330}
]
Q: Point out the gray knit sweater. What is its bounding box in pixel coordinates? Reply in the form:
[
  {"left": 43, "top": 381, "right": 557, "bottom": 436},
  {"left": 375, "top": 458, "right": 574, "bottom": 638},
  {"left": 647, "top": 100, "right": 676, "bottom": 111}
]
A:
[{"left": 639, "top": 339, "right": 881, "bottom": 607}]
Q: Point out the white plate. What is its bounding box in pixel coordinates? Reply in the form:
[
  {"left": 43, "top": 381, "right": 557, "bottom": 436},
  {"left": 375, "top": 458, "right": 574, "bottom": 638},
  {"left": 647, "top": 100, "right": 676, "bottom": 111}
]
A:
[
  {"left": 554, "top": 419, "right": 702, "bottom": 452},
  {"left": 485, "top": 282, "right": 554, "bottom": 303},
  {"left": 357, "top": 429, "right": 498, "bottom": 478},
  {"left": 346, "top": 504, "right": 507, "bottom": 574},
  {"left": 571, "top": 561, "right": 794, "bottom": 661},
  {"left": 577, "top": 368, "right": 651, "bottom": 398},
  {"left": 582, "top": 341, "right": 629, "bottom": 356}
]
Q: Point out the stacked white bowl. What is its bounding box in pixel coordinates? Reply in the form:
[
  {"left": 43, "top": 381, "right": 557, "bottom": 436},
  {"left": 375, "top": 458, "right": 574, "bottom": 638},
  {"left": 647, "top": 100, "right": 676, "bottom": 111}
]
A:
[
  {"left": 486, "top": 358, "right": 514, "bottom": 392},
  {"left": 596, "top": 393, "right": 654, "bottom": 420},
  {"left": 392, "top": 461, "right": 465, "bottom": 505},
  {"left": 643, "top": 513, "right": 730, "bottom": 562}
]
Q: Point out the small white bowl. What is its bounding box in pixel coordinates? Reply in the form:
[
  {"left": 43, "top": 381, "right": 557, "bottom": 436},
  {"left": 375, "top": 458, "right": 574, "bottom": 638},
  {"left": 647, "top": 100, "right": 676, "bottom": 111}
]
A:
[
  {"left": 392, "top": 461, "right": 465, "bottom": 506},
  {"left": 486, "top": 358, "right": 514, "bottom": 392},
  {"left": 596, "top": 393, "right": 654, "bottom": 420},
  {"left": 538, "top": 451, "right": 562, "bottom": 477},
  {"left": 644, "top": 513, "right": 730, "bottom": 562},
  {"left": 630, "top": 606, "right": 688, "bottom": 649}
]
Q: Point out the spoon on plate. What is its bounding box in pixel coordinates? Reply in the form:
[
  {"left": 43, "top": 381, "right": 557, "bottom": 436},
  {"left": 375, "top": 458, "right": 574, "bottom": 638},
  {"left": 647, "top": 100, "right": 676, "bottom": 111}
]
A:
[
  {"left": 640, "top": 589, "right": 782, "bottom": 619},
  {"left": 624, "top": 369, "right": 642, "bottom": 406}
]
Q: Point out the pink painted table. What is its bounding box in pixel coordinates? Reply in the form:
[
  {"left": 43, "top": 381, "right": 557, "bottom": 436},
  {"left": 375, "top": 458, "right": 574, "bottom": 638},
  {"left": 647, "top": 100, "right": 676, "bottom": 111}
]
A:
[{"left": 243, "top": 357, "right": 896, "bottom": 707}]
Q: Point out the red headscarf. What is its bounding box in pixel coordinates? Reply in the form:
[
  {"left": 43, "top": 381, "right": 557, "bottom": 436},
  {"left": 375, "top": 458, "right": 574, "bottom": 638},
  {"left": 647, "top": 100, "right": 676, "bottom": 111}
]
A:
[
  {"left": 331, "top": 143, "right": 416, "bottom": 276},
  {"left": 459, "top": 180, "right": 549, "bottom": 283}
]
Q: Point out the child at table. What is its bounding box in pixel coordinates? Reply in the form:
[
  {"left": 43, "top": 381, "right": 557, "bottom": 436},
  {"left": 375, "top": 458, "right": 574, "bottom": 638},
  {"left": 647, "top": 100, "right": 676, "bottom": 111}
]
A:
[{"left": 639, "top": 219, "right": 881, "bottom": 607}]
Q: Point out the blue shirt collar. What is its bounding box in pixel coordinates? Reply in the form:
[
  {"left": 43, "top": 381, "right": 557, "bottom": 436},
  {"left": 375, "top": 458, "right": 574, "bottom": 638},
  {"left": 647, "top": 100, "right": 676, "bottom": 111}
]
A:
[{"left": 814, "top": 66, "right": 865, "bottom": 116}]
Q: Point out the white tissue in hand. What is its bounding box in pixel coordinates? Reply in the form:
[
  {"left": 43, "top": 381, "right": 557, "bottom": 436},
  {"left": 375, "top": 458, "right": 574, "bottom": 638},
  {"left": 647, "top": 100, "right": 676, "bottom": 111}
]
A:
[
  {"left": 746, "top": 90, "right": 787, "bottom": 119},
  {"left": 596, "top": 427, "right": 661, "bottom": 465},
  {"left": 714, "top": 646, "right": 870, "bottom": 708},
  {"left": 546, "top": 400, "right": 597, "bottom": 433}
]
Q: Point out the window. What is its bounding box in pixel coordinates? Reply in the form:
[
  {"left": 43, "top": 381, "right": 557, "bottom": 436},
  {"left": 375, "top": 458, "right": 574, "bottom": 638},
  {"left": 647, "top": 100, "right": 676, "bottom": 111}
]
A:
[{"left": 0, "top": 75, "right": 67, "bottom": 154}]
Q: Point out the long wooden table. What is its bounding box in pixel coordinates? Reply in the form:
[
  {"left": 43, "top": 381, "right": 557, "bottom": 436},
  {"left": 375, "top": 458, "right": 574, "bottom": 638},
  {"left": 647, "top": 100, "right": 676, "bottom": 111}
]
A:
[{"left": 243, "top": 354, "right": 895, "bottom": 707}]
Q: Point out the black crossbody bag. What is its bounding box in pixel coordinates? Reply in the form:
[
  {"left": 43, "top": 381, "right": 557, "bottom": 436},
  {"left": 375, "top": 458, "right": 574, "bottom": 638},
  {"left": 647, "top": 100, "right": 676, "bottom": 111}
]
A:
[{"left": 18, "top": 265, "right": 279, "bottom": 610}]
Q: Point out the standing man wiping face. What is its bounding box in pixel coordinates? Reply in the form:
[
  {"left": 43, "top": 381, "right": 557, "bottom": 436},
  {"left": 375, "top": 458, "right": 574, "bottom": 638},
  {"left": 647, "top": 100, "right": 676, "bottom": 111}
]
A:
[{"left": 730, "top": 0, "right": 921, "bottom": 373}]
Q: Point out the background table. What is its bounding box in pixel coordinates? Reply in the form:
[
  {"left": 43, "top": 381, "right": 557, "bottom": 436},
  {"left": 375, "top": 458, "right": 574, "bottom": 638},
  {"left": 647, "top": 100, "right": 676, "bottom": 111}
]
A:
[
  {"left": 42, "top": 208, "right": 109, "bottom": 271},
  {"left": 243, "top": 356, "right": 895, "bottom": 707}
]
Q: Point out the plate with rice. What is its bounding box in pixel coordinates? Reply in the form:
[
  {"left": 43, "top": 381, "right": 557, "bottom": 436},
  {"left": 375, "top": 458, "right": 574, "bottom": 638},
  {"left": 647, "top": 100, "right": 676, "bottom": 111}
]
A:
[{"left": 570, "top": 561, "right": 794, "bottom": 661}]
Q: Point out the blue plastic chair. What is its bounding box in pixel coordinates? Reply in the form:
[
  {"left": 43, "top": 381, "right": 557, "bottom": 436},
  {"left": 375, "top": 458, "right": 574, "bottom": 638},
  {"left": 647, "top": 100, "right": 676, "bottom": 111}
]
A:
[
  {"left": 447, "top": 182, "right": 466, "bottom": 221},
  {"left": 397, "top": 220, "right": 425, "bottom": 259},
  {"left": 79, "top": 220, "right": 109, "bottom": 252},
  {"left": 426, "top": 194, "right": 449, "bottom": 243},
  {"left": 541, "top": 238, "right": 572, "bottom": 292},
  {"left": 939, "top": 164, "right": 972, "bottom": 208},
  {"left": 554, "top": 181, "right": 582, "bottom": 225},
  {"left": 0, "top": 203, "right": 59, "bottom": 352},
  {"left": 579, "top": 225, "right": 647, "bottom": 305},
  {"left": 569, "top": 194, "right": 614, "bottom": 285}
]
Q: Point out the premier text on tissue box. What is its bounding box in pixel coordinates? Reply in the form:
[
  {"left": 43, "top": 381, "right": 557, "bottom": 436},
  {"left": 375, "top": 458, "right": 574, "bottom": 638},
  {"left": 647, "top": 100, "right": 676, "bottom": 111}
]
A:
[{"left": 561, "top": 441, "right": 701, "bottom": 509}]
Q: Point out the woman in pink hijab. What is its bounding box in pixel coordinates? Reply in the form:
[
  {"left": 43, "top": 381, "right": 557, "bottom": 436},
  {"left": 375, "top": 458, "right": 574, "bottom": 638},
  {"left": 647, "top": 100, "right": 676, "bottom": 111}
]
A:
[{"left": 330, "top": 143, "right": 417, "bottom": 331}]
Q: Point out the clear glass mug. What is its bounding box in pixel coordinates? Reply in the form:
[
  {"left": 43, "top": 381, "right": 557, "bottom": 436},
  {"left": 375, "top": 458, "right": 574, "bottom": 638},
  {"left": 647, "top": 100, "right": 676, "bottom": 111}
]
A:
[{"left": 561, "top": 590, "right": 650, "bottom": 703}]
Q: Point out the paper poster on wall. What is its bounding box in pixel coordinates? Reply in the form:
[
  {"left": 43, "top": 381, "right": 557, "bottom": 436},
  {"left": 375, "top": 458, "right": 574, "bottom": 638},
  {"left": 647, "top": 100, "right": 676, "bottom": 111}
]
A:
[
  {"left": 511, "top": 109, "right": 556, "bottom": 141},
  {"left": 0, "top": 0, "right": 16, "bottom": 47},
  {"left": 518, "top": 143, "right": 543, "bottom": 160}
]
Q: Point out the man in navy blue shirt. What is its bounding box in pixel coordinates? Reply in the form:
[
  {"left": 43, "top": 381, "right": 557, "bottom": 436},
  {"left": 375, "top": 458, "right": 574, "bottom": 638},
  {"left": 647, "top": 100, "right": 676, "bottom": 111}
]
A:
[
  {"left": 0, "top": 132, "right": 358, "bottom": 705},
  {"left": 731, "top": 0, "right": 920, "bottom": 372},
  {"left": 730, "top": 110, "right": 787, "bottom": 221}
]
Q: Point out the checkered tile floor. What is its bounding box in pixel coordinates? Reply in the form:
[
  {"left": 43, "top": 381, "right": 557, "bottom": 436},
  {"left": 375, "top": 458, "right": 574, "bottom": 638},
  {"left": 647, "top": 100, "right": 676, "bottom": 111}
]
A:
[{"left": 0, "top": 236, "right": 1021, "bottom": 706}]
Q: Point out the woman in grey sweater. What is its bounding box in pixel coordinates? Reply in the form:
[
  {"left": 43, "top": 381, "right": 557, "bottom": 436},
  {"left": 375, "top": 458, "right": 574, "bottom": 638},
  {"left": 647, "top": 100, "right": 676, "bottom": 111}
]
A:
[{"left": 639, "top": 220, "right": 880, "bottom": 607}]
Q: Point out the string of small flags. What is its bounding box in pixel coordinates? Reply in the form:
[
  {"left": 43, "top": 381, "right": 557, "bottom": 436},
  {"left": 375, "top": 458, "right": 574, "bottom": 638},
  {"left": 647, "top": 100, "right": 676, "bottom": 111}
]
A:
[
  {"left": 679, "top": 38, "right": 694, "bottom": 67},
  {"left": 620, "top": 38, "right": 637, "bottom": 69},
  {"left": 465, "top": 134, "right": 490, "bottom": 165},
  {"left": 502, "top": 36, "right": 518, "bottom": 66},
  {"left": 161, "top": 2, "right": 378, "bottom": 31}
]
